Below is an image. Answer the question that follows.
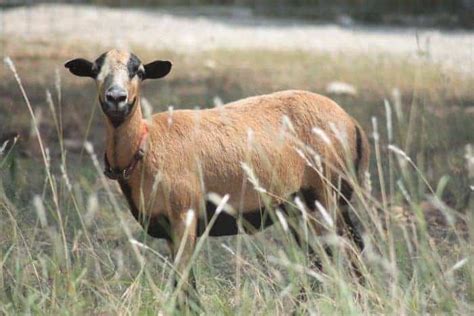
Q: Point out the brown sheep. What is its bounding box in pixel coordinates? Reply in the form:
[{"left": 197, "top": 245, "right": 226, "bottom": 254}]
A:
[{"left": 65, "top": 49, "right": 370, "bottom": 307}]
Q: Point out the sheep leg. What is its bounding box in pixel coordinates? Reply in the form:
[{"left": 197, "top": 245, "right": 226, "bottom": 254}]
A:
[
  {"left": 288, "top": 189, "right": 336, "bottom": 307},
  {"left": 339, "top": 206, "right": 364, "bottom": 251},
  {"left": 289, "top": 214, "right": 331, "bottom": 308},
  {"left": 337, "top": 180, "right": 365, "bottom": 281},
  {"left": 168, "top": 213, "right": 202, "bottom": 312},
  {"left": 290, "top": 188, "right": 334, "bottom": 269},
  {"left": 337, "top": 179, "right": 364, "bottom": 250},
  {"left": 335, "top": 205, "right": 365, "bottom": 283},
  {"left": 289, "top": 223, "right": 332, "bottom": 271}
]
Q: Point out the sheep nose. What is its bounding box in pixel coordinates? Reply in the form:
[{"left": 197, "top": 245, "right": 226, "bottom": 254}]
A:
[{"left": 105, "top": 87, "right": 127, "bottom": 104}]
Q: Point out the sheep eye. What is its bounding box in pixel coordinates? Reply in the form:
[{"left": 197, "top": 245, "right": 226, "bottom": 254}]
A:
[
  {"left": 128, "top": 66, "right": 144, "bottom": 79},
  {"left": 129, "top": 67, "right": 139, "bottom": 79}
]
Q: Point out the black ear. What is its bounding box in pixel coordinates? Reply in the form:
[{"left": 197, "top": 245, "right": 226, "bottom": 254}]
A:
[
  {"left": 64, "top": 58, "right": 96, "bottom": 78},
  {"left": 143, "top": 60, "right": 172, "bottom": 80}
]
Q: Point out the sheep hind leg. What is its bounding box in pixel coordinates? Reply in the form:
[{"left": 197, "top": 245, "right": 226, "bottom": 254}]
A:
[
  {"left": 338, "top": 179, "right": 364, "bottom": 250},
  {"left": 168, "top": 213, "right": 203, "bottom": 313},
  {"left": 290, "top": 188, "right": 334, "bottom": 270},
  {"left": 287, "top": 188, "right": 333, "bottom": 308},
  {"left": 288, "top": 223, "right": 328, "bottom": 311},
  {"left": 337, "top": 180, "right": 365, "bottom": 282},
  {"left": 288, "top": 223, "right": 332, "bottom": 272}
]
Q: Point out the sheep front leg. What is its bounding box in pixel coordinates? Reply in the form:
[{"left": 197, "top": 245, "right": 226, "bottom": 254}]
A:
[{"left": 168, "top": 210, "right": 200, "bottom": 311}]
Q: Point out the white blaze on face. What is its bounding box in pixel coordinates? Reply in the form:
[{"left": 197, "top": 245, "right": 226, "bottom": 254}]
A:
[
  {"left": 97, "top": 56, "right": 129, "bottom": 86},
  {"left": 96, "top": 50, "right": 133, "bottom": 106}
]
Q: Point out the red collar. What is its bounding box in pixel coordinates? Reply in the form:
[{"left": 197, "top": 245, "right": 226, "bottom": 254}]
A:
[{"left": 104, "top": 124, "right": 149, "bottom": 181}]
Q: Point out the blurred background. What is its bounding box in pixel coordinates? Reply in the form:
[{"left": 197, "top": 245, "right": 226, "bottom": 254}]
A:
[
  {"left": 2, "top": 0, "right": 474, "bottom": 28},
  {"left": 0, "top": 1, "right": 473, "bottom": 314},
  {"left": 1, "top": 0, "right": 472, "bottom": 203}
]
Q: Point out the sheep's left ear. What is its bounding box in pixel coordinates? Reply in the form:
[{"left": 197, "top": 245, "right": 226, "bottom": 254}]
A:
[{"left": 143, "top": 60, "right": 172, "bottom": 80}]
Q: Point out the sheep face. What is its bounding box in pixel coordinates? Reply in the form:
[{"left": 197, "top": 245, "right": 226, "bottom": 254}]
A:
[{"left": 65, "top": 49, "right": 172, "bottom": 127}]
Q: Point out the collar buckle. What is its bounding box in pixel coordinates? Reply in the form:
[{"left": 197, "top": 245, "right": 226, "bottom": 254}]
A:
[{"left": 103, "top": 125, "right": 149, "bottom": 182}]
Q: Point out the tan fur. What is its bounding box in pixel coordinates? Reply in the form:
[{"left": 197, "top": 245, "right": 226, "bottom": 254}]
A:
[{"left": 111, "top": 90, "right": 369, "bottom": 220}]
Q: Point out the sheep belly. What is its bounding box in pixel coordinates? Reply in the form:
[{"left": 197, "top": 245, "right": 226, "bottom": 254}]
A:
[{"left": 197, "top": 201, "right": 276, "bottom": 237}]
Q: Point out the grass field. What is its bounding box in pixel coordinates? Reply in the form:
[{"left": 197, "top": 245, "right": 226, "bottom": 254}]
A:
[{"left": 1, "top": 7, "right": 473, "bottom": 314}]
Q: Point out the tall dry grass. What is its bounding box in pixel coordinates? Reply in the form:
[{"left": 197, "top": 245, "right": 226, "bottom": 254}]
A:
[{"left": 0, "top": 51, "right": 472, "bottom": 315}]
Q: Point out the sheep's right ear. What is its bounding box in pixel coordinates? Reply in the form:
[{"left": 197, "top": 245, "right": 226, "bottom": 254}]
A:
[{"left": 64, "top": 58, "right": 96, "bottom": 78}]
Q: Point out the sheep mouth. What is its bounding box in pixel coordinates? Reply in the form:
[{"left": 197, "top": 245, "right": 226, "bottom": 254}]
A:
[{"left": 99, "top": 97, "right": 137, "bottom": 127}]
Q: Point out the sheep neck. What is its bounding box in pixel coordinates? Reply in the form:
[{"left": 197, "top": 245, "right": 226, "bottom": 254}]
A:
[{"left": 105, "top": 99, "right": 147, "bottom": 170}]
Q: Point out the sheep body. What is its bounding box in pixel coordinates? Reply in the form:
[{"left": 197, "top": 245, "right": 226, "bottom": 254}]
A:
[{"left": 120, "top": 90, "right": 368, "bottom": 236}]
